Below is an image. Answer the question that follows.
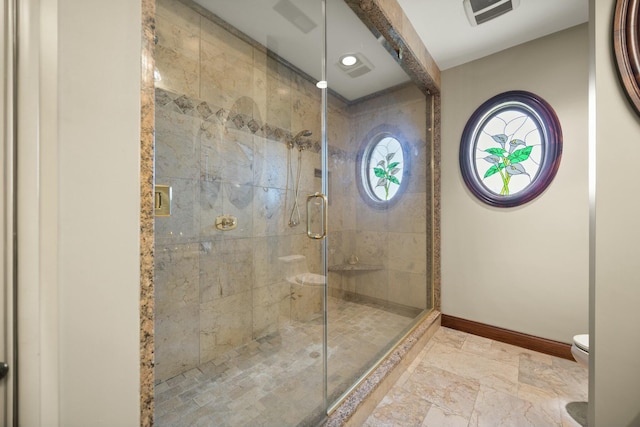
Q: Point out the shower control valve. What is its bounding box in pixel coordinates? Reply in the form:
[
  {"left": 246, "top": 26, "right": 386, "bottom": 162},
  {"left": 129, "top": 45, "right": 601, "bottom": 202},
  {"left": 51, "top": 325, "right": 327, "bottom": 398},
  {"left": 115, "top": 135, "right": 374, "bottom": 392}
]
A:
[{"left": 215, "top": 214, "right": 238, "bottom": 231}]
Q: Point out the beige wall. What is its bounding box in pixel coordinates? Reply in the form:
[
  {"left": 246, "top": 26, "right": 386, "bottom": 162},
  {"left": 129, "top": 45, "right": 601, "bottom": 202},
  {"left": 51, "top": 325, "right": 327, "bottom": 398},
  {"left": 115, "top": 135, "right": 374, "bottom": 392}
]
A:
[
  {"left": 591, "top": 0, "right": 640, "bottom": 424},
  {"left": 35, "top": 0, "right": 640, "bottom": 424},
  {"left": 57, "top": 0, "right": 142, "bottom": 425},
  {"left": 441, "top": 24, "right": 589, "bottom": 343}
]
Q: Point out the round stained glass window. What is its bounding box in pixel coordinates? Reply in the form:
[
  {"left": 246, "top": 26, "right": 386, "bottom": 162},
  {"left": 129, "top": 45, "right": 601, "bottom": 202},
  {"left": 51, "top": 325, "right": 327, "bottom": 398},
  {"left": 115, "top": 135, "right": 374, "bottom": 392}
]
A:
[
  {"left": 459, "top": 91, "right": 563, "bottom": 207},
  {"left": 356, "top": 125, "right": 410, "bottom": 209},
  {"left": 367, "top": 136, "right": 404, "bottom": 201}
]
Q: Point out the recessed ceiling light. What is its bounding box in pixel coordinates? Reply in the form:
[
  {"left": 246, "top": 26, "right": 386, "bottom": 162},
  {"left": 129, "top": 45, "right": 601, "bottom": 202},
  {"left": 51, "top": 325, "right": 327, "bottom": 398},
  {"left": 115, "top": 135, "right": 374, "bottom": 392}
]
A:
[
  {"left": 335, "top": 52, "right": 374, "bottom": 79},
  {"left": 340, "top": 54, "right": 358, "bottom": 67},
  {"left": 316, "top": 80, "right": 328, "bottom": 89}
]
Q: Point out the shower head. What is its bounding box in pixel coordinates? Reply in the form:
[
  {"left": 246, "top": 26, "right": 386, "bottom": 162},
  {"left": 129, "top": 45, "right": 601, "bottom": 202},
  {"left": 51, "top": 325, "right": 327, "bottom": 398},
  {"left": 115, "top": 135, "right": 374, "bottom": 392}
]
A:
[
  {"left": 291, "top": 129, "right": 313, "bottom": 151},
  {"left": 293, "top": 129, "right": 312, "bottom": 141}
]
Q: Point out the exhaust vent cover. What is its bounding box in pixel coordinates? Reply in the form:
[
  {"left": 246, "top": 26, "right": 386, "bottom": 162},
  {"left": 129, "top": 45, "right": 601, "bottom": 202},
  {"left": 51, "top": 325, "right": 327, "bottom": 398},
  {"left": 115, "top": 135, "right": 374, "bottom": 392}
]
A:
[
  {"left": 273, "top": 0, "right": 317, "bottom": 34},
  {"left": 335, "top": 52, "right": 374, "bottom": 79},
  {"left": 463, "top": 0, "right": 520, "bottom": 26}
]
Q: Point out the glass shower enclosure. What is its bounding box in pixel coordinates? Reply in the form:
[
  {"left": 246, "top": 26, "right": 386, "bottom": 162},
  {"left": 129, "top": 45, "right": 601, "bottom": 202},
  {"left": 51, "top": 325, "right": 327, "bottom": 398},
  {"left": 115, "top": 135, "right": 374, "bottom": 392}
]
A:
[{"left": 153, "top": 0, "right": 433, "bottom": 425}]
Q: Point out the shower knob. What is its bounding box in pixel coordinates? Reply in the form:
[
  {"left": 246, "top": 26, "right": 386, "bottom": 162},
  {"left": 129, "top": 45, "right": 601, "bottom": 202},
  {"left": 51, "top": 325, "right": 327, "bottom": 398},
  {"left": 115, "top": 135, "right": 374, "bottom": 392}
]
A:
[{"left": 215, "top": 214, "right": 238, "bottom": 231}]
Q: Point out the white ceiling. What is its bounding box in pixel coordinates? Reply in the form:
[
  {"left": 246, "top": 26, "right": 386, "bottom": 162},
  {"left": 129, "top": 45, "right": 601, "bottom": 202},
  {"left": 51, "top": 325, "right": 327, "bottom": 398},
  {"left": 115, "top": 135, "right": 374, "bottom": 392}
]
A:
[
  {"left": 192, "top": 0, "right": 588, "bottom": 100},
  {"left": 195, "top": 0, "right": 409, "bottom": 101},
  {"left": 396, "top": 0, "right": 589, "bottom": 70}
]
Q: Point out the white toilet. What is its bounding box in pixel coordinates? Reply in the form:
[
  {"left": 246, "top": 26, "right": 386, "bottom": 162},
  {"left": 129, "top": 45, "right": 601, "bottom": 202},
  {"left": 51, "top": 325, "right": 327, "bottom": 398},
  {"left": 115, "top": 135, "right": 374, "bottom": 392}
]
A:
[{"left": 571, "top": 334, "right": 589, "bottom": 368}]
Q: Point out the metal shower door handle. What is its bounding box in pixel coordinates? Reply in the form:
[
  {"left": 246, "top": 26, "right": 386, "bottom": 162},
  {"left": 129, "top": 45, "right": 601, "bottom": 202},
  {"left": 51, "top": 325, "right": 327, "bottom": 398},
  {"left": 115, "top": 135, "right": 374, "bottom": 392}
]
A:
[{"left": 306, "top": 192, "right": 327, "bottom": 240}]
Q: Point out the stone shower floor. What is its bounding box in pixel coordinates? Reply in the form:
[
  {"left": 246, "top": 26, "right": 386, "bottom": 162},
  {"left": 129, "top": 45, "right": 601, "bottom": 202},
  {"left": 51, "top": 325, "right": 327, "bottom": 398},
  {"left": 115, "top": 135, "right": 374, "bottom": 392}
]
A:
[
  {"left": 154, "top": 296, "right": 416, "bottom": 427},
  {"left": 364, "top": 327, "right": 589, "bottom": 427}
]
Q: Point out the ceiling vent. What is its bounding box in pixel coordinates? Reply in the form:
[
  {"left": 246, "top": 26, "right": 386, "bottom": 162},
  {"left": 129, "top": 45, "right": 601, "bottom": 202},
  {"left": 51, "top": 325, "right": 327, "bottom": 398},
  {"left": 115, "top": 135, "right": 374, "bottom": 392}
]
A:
[
  {"left": 273, "top": 0, "right": 317, "bottom": 34},
  {"left": 463, "top": 0, "right": 520, "bottom": 26},
  {"left": 336, "top": 52, "right": 374, "bottom": 79}
]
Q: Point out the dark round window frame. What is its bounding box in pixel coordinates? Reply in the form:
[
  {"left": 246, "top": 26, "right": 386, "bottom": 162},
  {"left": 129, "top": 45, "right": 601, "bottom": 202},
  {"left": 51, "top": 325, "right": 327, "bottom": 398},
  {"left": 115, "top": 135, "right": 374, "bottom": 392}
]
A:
[
  {"left": 613, "top": 0, "right": 640, "bottom": 117},
  {"left": 356, "top": 124, "right": 411, "bottom": 210},
  {"left": 459, "top": 90, "right": 563, "bottom": 208}
]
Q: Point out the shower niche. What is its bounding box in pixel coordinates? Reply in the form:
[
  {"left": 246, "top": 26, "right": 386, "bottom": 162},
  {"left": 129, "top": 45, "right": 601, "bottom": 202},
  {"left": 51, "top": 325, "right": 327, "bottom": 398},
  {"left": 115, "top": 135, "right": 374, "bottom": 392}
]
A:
[{"left": 153, "top": 0, "right": 434, "bottom": 425}]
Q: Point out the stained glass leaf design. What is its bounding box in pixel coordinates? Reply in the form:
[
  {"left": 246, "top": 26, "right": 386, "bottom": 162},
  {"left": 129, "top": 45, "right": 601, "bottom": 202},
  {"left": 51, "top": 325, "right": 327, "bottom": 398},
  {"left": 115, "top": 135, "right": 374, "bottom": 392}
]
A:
[
  {"left": 505, "top": 163, "right": 529, "bottom": 176},
  {"left": 366, "top": 137, "right": 403, "bottom": 201},
  {"left": 374, "top": 167, "right": 386, "bottom": 178},
  {"left": 485, "top": 147, "right": 507, "bottom": 156},
  {"left": 483, "top": 155, "right": 500, "bottom": 165},
  {"left": 508, "top": 139, "right": 526, "bottom": 153},
  {"left": 484, "top": 163, "right": 506, "bottom": 178},
  {"left": 507, "top": 146, "right": 533, "bottom": 164},
  {"left": 492, "top": 134, "right": 508, "bottom": 148}
]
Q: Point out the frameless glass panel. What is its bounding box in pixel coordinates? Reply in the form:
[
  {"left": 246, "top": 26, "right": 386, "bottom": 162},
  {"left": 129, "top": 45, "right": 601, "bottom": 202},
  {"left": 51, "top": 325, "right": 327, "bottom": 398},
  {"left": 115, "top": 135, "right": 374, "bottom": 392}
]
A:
[
  {"left": 153, "top": 0, "right": 326, "bottom": 425},
  {"left": 325, "top": 0, "right": 433, "bottom": 407},
  {"left": 152, "top": 0, "right": 434, "bottom": 424}
]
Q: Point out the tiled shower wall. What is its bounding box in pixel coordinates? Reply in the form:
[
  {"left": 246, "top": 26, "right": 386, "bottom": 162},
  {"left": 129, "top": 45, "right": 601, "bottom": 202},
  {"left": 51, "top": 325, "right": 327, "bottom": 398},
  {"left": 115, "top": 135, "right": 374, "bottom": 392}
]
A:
[
  {"left": 154, "top": 0, "right": 430, "bottom": 382},
  {"left": 328, "top": 86, "right": 429, "bottom": 312}
]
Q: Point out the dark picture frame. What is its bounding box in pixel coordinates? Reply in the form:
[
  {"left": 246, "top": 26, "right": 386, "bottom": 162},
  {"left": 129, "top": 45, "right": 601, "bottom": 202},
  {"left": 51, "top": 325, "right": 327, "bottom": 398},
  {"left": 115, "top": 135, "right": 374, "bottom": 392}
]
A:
[{"left": 613, "top": 0, "right": 640, "bottom": 117}]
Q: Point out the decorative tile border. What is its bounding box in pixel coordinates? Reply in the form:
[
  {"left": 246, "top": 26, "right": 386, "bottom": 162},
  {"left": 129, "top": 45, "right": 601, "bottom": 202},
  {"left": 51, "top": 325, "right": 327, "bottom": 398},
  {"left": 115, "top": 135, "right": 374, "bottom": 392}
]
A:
[{"left": 156, "top": 87, "right": 351, "bottom": 161}]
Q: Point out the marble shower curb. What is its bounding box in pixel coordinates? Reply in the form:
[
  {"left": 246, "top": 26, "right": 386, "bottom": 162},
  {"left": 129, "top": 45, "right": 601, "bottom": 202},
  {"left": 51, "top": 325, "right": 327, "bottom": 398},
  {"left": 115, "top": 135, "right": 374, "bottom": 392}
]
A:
[{"left": 323, "top": 310, "right": 441, "bottom": 427}]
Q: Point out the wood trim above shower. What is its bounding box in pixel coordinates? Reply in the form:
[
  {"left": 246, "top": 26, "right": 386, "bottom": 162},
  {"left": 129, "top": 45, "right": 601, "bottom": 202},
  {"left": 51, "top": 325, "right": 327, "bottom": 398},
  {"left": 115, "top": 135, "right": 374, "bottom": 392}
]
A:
[
  {"left": 344, "top": 0, "right": 441, "bottom": 94},
  {"left": 441, "top": 314, "right": 573, "bottom": 361}
]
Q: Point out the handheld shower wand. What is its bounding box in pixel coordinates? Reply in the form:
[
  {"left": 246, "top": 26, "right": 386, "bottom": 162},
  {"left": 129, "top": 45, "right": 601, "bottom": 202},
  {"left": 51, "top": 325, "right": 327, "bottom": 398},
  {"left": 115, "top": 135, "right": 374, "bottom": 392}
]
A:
[{"left": 286, "top": 130, "right": 312, "bottom": 227}]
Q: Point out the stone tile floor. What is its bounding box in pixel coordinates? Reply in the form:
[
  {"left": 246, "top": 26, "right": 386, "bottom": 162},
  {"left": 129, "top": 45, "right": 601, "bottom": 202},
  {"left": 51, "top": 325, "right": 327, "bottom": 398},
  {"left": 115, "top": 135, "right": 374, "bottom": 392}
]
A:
[
  {"left": 364, "top": 327, "right": 588, "bottom": 427},
  {"left": 156, "top": 310, "right": 588, "bottom": 427},
  {"left": 154, "top": 297, "right": 415, "bottom": 427}
]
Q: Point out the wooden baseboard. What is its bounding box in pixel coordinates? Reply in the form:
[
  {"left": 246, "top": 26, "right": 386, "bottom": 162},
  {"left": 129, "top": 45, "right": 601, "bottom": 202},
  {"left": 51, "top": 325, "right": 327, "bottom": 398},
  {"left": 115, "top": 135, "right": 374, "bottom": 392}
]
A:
[{"left": 441, "top": 314, "right": 573, "bottom": 360}]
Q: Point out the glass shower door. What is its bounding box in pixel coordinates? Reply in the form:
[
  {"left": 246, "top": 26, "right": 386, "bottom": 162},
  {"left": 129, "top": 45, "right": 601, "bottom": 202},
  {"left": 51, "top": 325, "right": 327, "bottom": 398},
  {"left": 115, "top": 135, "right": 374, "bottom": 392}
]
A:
[
  {"left": 324, "top": 0, "right": 432, "bottom": 409},
  {"left": 153, "top": 0, "right": 432, "bottom": 424},
  {"left": 153, "top": 0, "right": 328, "bottom": 425}
]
